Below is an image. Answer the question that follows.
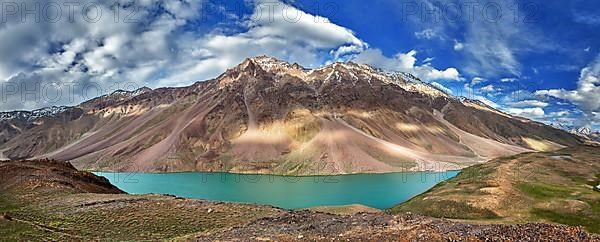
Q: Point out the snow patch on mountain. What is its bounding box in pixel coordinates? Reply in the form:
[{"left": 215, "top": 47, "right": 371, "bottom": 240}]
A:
[
  {"left": 572, "top": 127, "right": 592, "bottom": 136},
  {"left": 550, "top": 123, "right": 599, "bottom": 141},
  {"left": 0, "top": 106, "right": 71, "bottom": 122},
  {"left": 108, "top": 87, "right": 152, "bottom": 98},
  {"left": 241, "top": 56, "right": 450, "bottom": 98}
]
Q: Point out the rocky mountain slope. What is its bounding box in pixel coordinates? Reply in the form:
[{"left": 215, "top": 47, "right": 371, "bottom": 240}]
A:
[
  {"left": 1, "top": 159, "right": 597, "bottom": 241},
  {"left": 552, "top": 123, "right": 600, "bottom": 142},
  {"left": 571, "top": 127, "right": 600, "bottom": 142},
  {"left": 390, "top": 144, "right": 600, "bottom": 234},
  {"left": 0, "top": 56, "right": 582, "bottom": 174}
]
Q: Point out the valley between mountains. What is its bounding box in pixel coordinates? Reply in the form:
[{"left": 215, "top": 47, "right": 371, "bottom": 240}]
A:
[{"left": 0, "top": 56, "right": 582, "bottom": 175}]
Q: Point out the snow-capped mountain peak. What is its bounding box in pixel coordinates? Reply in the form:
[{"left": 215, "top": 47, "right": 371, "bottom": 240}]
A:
[
  {"left": 571, "top": 127, "right": 592, "bottom": 136},
  {"left": 0, "top": 106, "right": 71, "bottom": 122},
  {"left": 224, "top": 56, "right": 449, "bottom": 98}
]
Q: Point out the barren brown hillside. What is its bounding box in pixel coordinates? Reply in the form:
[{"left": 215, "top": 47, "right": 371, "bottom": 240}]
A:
[{"left": 0, "top": 56, "right": 582, "bottom": 174}]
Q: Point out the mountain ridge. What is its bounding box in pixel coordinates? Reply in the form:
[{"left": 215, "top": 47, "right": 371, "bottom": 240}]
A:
[
  {"left": 0, "top": 56, "right": 582, "bottom": 174},
  {"left": 551, "top": 123, "right": 600, "bottom": 142}
]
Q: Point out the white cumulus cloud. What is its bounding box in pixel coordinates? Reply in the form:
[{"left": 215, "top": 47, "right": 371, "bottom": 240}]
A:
[
  {"left": 507, "top": 100, "right": 549, "bottom": 108},
  {"left": 0, "top": 0, "right": 369, "bottom": 111},
  {"left": 430, "top": 82, "right": 454, "bottom": 95},
  {"left": 480, "top": 84, "right": 496, "bottom": 92},
  {"left": 414, "top": 28, "right": 440, "bottom": 40},
  {"left": 351, "top": 49, "right": 461, "bottom": 82},
  {"left": 506, "top": 107, "right": 546, "bottom": 119},
  {"left": 535, "top": 53, "right": 600, "bottom": 126},
  {"left": 453, "top": 40, "right": 464, "bottom": 51}
]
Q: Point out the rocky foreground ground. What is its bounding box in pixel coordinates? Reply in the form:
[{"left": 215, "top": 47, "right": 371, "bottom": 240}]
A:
[
  {"left": 193, "top": 211, "right": 597, "bottom": 241},
  {"left": 1, "top": 159, "right": 598, "bottom": 241}
]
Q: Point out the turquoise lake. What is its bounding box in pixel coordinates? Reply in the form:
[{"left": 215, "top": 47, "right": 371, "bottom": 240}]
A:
[{"left": 94, "top": 171, "right": 459, "bottom": 209}]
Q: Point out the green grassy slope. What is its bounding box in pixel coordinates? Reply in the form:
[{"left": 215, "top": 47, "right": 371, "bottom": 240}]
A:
[{"left": 389, "top": 145, "right": 600, "bottom": 234}]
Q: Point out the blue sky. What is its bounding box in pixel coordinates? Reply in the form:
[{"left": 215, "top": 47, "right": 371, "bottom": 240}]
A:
[{"left": 0, "top": 0, "right": 599, "bottom": 129}]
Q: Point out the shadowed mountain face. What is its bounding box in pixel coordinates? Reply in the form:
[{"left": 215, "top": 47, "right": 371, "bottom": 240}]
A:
[{"left": 0, "top": 56, "right": 582, "bottom": 174}]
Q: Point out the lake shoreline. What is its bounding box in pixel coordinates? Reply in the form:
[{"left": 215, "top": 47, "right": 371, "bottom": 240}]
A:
[
  {"left": 88, "top": 168, "right": 464, "bottom": 178},
  {"left": 3, "top": 159, "right": 597, "bottom": 241},
  {"left": 94, "top": 170, "right": 460, "bottom": 209}
]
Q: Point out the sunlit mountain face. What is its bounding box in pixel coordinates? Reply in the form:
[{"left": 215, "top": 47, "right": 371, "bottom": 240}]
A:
[
  {"left": 0, "top": 0, "right": 599, "bottom": 132},
  {"left": 0, "top": 56, "right": 582, "bottom": 173}
]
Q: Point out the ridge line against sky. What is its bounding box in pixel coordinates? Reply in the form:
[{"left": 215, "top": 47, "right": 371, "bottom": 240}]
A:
[{"left": 0, "top": 0, "right": 598, "bottom": 129}]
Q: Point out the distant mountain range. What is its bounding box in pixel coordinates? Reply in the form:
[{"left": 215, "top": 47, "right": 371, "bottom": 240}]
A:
[
  {"left": 0, "top": 56, "right": 582, "bottom": 174},
  {"left": 551, "top": 123, "right": 600, "bottom": 142}
]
